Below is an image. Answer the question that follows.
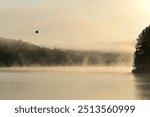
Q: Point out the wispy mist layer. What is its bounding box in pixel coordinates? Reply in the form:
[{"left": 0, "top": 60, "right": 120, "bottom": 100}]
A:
[{"left": 0, "top": 38, "right": 133, "bottom": 67}]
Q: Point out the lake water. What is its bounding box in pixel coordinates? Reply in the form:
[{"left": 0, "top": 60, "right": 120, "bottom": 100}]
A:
[{"left": 0, "top": 67, "right": 150, "bottom": 100}]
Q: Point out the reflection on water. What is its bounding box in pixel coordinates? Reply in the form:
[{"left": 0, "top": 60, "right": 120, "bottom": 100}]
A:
[
  {"left": 133, "top": 74, "right": 150, "bottom": 99},
  {"left": 0, "top": 67, "right": 149, "bottom": 100}
]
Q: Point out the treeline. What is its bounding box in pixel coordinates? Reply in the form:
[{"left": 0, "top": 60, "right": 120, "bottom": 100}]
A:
[{"left": 0, "top": 38, "right": 132, "bottom": 67}]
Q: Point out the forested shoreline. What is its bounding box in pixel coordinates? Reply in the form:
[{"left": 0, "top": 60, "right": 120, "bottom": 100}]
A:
[{"left": 0, "top": 37, "right": 132, "bottom": 67}]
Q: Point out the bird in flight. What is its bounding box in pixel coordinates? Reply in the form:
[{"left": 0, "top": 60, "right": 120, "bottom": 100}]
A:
[{"left": 35, "top": 30, "right": 39, "bottom": 34}]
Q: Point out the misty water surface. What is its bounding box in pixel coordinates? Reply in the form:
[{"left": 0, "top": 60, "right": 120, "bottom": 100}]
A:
[{"left": 0, "top": 67, "right": 149, "bottom": 99}]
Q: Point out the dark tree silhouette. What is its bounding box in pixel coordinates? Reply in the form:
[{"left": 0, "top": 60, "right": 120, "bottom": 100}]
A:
[
  {"left": 0, "top": 37, "right": 131, "bottom": 67},
  {"left": 132, "top": 25, "right": 150, "bottom": 73}
]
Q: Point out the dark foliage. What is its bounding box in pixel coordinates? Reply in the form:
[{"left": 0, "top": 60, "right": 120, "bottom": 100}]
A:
[
  {"left": 132, "top": 25, "right": 150, "bottom": 73},
  {"left": 0, "top": 37, "right": 131, "bottom": 67}
]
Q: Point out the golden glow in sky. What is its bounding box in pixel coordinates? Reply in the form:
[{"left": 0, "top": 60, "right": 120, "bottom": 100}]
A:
[
  {"left": 0, "top": 0, "right": 150, "bottom": 50},
  {"left": 139, "top": 0, "right": 150, "bottom": 11}
]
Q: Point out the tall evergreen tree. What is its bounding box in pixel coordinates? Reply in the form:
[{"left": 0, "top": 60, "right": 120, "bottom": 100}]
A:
[{"left": 132, "top": 25, "right": 150, "bottom": 73}]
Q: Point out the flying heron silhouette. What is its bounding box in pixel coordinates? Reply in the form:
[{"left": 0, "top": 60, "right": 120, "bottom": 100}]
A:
[{"left": 35, "top": 30, "right": 39, "bottom": 34}]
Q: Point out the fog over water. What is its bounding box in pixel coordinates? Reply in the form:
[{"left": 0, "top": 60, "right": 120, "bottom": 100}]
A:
[
  {"left": 0, "top": 38, "right": 134, "bottom": 67},
  {"left": 0, "top": 67, "right": 132, "bottom": 73},
  {"left": 0, "top": 38, "right": 137, "bottom": 100},
  {"left": 0, "top": 67, "right": 149, "bottom": 100},
  {"left": 0, "top": 39, "right": 148, "bottom": 100},
  {"left": 1, "top": 0, "right": 150, "bottom": 100}
]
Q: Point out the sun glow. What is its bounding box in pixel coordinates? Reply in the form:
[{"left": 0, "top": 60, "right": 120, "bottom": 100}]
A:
[{"left": 139, "top": 0, "right": 150, "bottom": 12}]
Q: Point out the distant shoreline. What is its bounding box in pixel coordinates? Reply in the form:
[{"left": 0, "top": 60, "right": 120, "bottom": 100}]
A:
[{"left": 0, "top": 66, "right": 132, "bottom": 73}]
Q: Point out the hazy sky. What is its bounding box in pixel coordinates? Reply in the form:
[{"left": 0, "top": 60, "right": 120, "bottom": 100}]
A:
[{"left": 0, "top": 0, "right": 150, "bottom": 50}]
